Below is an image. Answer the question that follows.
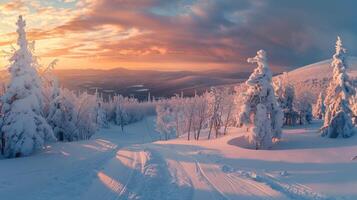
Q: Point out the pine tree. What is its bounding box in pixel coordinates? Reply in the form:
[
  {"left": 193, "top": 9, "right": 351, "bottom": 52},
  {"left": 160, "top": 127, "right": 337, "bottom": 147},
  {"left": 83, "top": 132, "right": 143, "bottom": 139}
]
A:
[
  {"left": 239, "top": 50, "right": 283, "bottom": 149},
  {"left": 321, "top": 36, "right": 356, "bottom": 138},
  {"left": 0, "top": 16, "right": 55, "bottom": 157},
  {"left": 313, "top": 92, "right": 325, "bottom": 119}
]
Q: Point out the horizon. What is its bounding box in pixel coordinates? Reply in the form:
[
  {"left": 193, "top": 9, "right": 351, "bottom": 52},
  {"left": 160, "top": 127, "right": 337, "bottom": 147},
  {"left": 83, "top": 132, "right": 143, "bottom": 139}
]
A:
[{"left": 1, "top": 0, "right": 357, "bottom": 72}]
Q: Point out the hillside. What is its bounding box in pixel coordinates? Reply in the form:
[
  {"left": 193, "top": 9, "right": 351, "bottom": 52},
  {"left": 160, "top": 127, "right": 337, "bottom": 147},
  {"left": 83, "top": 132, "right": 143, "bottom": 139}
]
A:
[{"left": 277, "top": 56, "right": 357, "bottom": 101}]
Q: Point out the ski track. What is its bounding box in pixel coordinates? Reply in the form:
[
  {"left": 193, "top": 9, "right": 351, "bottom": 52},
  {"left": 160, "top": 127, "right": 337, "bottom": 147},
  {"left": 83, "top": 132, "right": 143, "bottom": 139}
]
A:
[
  {"left": 1, "top": 118, "right": 347, "bottom": 200},
  {"left": 150, "top": 144, "right": 334, "bottom": 200},
  {"left": 232, "top": 169, "right": 334, "bottom": 200},
  {"left": 193, "top": 157, "right": 286, "bottom": 200},
  {"left": 35, "top": 140, "right": 119, "bottom": 200},
  {"left": 115, "top": 148, "right": 192, "bottom": 200},
  {"left": 194, "top": 160, "right": 230, "bottom": 200}
]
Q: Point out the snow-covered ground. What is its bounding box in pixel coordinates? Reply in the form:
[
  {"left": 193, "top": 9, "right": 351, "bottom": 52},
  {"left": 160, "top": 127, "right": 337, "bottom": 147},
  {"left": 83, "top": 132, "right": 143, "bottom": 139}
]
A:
[{"left": 1, "top": 117, "right": 356, "bottom": 200}]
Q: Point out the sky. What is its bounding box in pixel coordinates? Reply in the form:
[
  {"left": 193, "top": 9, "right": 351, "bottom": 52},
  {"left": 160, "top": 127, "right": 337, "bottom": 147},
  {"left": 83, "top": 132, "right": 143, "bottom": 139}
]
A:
[{"left": 0, "top": 0, "right": 357, "bottom": 72}]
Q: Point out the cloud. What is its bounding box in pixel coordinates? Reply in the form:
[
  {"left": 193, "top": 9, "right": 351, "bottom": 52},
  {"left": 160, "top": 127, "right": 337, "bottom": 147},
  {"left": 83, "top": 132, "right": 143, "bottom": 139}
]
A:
[
  {"left": 0, "top": 0, "right": 26, "bottom": 11},
  {"left": 1, "top": 0, "right": 357, "bottom": 71}
]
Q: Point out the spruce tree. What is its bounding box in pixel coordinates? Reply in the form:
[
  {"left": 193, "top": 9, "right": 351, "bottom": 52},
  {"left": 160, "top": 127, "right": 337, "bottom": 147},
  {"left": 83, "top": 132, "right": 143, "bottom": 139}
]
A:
[
  {"left": 239, "top": 50, "right": 283, "bottom": 149},
  {"left": 321, "top": 36, "right": 356, "bottom": 138},
  {"left": 0, "top": 16, "right": 55, "bottom": 157}
]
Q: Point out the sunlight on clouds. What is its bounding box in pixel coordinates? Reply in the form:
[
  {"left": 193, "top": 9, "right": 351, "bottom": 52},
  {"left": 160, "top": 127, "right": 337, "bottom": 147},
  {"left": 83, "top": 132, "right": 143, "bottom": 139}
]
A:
[{"left": 2, "top": 0, "right": 349, "bottom": 71}]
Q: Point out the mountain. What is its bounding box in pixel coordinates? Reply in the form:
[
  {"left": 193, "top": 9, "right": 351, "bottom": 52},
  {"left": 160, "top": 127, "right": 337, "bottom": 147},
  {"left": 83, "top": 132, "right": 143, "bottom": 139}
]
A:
[{"left": 52, "top": 68, "right": 250, "bottom": 100}]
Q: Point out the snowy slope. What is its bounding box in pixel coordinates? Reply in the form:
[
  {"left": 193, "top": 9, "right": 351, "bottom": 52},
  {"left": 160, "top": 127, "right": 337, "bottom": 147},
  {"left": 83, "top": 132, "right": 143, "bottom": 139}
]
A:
[
  {"left": 1, "top": 117, "right": 357, "bottom": 200},
  {"left": 277, "top": 56, "right": 357, "bottom": 101},
  {"left": 287, "top": 56, "right": 357, "bottom": 82}
]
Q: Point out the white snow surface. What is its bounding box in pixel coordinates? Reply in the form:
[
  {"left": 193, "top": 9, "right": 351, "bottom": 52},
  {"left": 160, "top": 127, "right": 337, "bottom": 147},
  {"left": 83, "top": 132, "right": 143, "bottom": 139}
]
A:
[
  {"left": 1, "top": 117, "right": 356, "bottom": 200},
  {"left": 286, "top": 56, "right": 357, "bottom": 82}
]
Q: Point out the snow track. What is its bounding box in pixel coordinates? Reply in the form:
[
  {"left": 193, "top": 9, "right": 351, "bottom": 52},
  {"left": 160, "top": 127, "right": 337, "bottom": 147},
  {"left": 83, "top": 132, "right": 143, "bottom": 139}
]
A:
[
  {"left": 194, "top": 161, "right": 230, "bottom": 200},
  {"left": 248, "top": 172, "right": 334, "bottom": 200},
  {"left": 83, "top": 146, "right": 192, "bottom": 200},
  {"left": 1, "top": 118, "right": 355, "bottom": 200},
  {"left": 227, "top": 169, "right": 334, "bottom": 200},
  {"left": 192, "top": 159, "right": 287, "bottom": 200},
  {"left": 117, "top": 148, "right": 192, "bottom": 200}
]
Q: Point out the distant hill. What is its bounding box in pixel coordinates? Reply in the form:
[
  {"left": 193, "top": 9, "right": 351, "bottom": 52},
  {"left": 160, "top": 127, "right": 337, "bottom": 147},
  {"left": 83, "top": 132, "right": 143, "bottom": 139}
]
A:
[{"left": 51, "top": 68, "right": 250, "bottom": 100}]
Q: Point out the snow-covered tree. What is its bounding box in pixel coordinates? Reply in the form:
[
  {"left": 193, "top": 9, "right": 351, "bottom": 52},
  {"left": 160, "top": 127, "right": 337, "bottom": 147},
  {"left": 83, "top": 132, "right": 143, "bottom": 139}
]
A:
[
  {"left": 274, "top": 72, "right": 296, "bottom": 125},
  {"left": 94, "top": 90, "right": 109, "bottom": 129},
  {"left": 184, "top": 96, "right": 197, "bottom": 140},
  {"left": 238, "top": 50, "right": 283, "bottom": 149},
  {"left": 156, "top": 101, "right": 175, "bottom": 140},
  {"left": 47, "top": 89, "right": 77, "bottom": 141},
  {"left": 207, "top": 87, "right": 224, "bottom": 139},
  {"left": 192, "top": 93, "right": 209, "bottom": 140},
  {"left": 113, "top": 95, "right": 129, "bottom": 132},
  {"left": 168, "top": 95, "right": 185, "bottom": 138},
  {"left": 74, "top": 92, "right": 97, "bottom": 140},
  {"left": 321, "top": 36, "right": 356, "bottom": 138},
  {"left": 351, "top": 94, "right": 357, "bottom": 125},
  {"left": 0, "top": 16, "right": 55, "bottom": 157},
  {"left": 221, "top": 87, "right": 235, "bottom": 135},
  {"left": 47, "top": 89, "right": 98, "bottom": 142},
  {"left": 295, "top": 93, "right": 313, "bottom": 125},
  {"left": 42, "top": 59, "right": 60, "bottom": 117},
  {"left": 313, "top": 92, "right": 325, "bottom": 119}
]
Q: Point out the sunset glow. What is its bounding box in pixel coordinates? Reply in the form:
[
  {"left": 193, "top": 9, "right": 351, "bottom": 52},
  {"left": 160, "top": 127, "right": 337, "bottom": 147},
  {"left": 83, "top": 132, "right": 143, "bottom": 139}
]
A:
[{"left": 1, "top": 0, "right": 356, "bottom": 71}]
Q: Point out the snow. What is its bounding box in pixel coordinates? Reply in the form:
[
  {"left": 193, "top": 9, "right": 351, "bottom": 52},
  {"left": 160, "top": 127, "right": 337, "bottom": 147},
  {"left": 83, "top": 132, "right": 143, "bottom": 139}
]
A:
[
  {"left": 1, "top": 117, "right": 357, "bottom": 200},
  {"left": 286, "top": 56, "right": 357, "bottom": 82}
]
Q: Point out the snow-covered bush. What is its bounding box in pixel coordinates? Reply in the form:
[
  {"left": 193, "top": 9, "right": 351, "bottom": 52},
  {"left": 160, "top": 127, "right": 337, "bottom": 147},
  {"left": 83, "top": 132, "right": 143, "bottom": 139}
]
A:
[
  {"left": 0, "top": 16, "right": 55, "bottom": 157},
  {"left": 238, "top": 50, "right": 283, "bottom": 149},
  {"left": 321, "top": 37, "right": 356, "bottom": 138}
]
